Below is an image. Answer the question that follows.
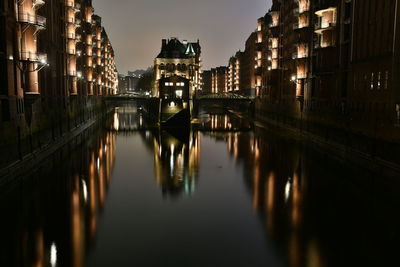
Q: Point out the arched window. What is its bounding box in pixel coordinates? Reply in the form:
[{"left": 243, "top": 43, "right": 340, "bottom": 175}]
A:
[{"left": 167, "top": 63, "right": 175, "bottom": 72}]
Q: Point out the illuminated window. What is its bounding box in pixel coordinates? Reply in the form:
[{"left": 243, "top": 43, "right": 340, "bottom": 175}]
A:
[
  {"left": 377, "top": 72, "right": 381, "bottom": 90},
  {"left": 370, "top": 73, "right": 374, "bottom": 90},
  {"left": 175, "top": 90, "right": 183, "bottom": 98}
]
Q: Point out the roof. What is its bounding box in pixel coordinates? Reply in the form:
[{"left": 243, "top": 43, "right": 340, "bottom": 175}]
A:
[{"left": 157, "top": 38, "right": 201, "bottom": 59}]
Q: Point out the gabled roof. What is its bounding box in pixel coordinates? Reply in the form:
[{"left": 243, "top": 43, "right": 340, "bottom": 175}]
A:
[{"left": 157, "top": 38, "right": 201, "bottom": 59}]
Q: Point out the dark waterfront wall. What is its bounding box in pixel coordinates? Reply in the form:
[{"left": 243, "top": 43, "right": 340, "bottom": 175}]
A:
[
  {"left": 255, "top": 98, "right": 400, "bottom": 168},
  {"left": 0, "top": 97, "right": 113, "bottom": 178}
]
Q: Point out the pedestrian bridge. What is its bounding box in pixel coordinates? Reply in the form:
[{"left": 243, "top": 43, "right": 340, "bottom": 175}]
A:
[{"left": 104, "top": 94, "right": 255, "bottom": 123}]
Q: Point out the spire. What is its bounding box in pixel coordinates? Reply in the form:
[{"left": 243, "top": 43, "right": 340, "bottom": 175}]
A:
[{"left": 185, "top": 43, "right": 195, "bottom": 55}]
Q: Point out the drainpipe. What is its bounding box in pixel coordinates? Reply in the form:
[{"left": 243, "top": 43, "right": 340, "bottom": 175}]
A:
[
  {"left": 393, "top": 0, "right": 399, "bottom": 123},
  {"left": 350, "top": 0, "right": 356, "bottom": 61}
]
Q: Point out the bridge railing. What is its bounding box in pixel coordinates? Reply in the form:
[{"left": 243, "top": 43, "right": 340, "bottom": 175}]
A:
[{"left": 197, "top": 93, "right": 253, "bottom": 100}]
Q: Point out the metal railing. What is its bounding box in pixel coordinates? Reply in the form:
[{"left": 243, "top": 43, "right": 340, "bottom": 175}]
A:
[
  {"left": 19, "top": 51, "right": 47, "bottom": 63},
  {"left": 17, "top": 13, "right": 46, "bottom": 28},
  {"left": 66, "top": 49, "right": 76, "bottom": 55},
  {"left": 66, "top": 33, "right": 76, "bottom": 39}
]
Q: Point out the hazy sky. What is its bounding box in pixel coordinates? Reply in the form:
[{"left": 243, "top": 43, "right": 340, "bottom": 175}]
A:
[{"left": 94, "top": 0, "right": 272, "bottom": 74}]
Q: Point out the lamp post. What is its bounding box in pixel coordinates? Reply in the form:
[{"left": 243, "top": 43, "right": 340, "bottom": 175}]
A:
[
  {"left": 16, "top": 53, "right": 49, "bottom": 153},
  {"left": 16, "top": 53, "right": 49, "bottom": 126},
  {"left": 291, "top": 75, "right": 308, "bottom": 132}
]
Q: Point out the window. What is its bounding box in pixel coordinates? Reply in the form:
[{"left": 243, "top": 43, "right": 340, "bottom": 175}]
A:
[
  {"left": 164, "top": 82, "right": 174, "bottom": 86},
  {"left": 175, "top": 90, "right": 183, "bottom": 98},
  {"left": 176, "top": 82, "right": 184, "bottom": 87},
  {"left": 384, "top": 71, "right": 389, "bottom": 90},
  {"left": 377, "top": 72, "right": 381, "bottom": 90},
  {"left": 370, "top": 73, "right": 374, "bottom": 90}
]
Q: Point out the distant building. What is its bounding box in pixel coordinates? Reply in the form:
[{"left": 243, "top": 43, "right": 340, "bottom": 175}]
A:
[
  {"left": 228, "top": 51, "right": 244, "bottom": 92},
  {"left": 126, "top": 75, "right": 139, "bottom": 92},
  {"left": 211, "top": 67, "right": 229, "bottom": 94},
  {"left": 202, "top": 70, "right": 212, "bottom": 94},
  {"left": 118, "top": 75, "right": 128, "bottom": 94},
  {"left": 242, "top": 32, "right": 258, "bottom": 97},
  {"left": 153, "top": 38, "right": 202, "bottom": 97}
]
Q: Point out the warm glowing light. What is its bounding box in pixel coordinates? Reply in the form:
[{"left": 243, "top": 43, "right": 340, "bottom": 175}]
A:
[
  {"left": 175, "top": 90, "right": 183, "bottom": 98},
  {"left": 50, "top": 243, "right": 57, "bottom": 267},
  {"left": 82, "top": 180, "right": 88, "bottom": 203},
  {"left": 285, "top": 179, "right": 292, "bottom": 202}
]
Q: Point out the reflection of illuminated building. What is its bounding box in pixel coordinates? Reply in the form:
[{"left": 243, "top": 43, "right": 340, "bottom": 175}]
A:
[
  {"left": 112, "top": 106, "right": 146, "bottom": 131},
  {"left": 0, "top": 128, "right": 116, "bottom": 267},
  {"left": 200, "top": 114, "right": 252, "bottom": 132},
  {"left": 222, "top": 131, "right": 325, "bottom": 267},
  {"left": 71, "top": 130, "right": 116, "bottom": 267},
  {"left": 150, "top": 129, "right": 200, "bottom": 198}
]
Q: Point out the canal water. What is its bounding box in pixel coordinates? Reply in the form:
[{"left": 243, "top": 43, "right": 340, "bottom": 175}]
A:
[{"left": 1, "top": 103, "right": 399, "bottom": 267}]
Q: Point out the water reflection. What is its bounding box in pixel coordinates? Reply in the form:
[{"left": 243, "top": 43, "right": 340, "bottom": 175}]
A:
[
  {"left": 111, "top": 104, "right": 149, "bottom": 132},
  {"left": 143, "top": 129, "right": 200, "bottom": 198},
  {"left": 0, "top": 128, "right": 116, "bottom": 267},
  {"left": 219, "top": 129, "right": 400, "bottom": 267},
  {"left": 220, "top": 131, "right": 325, "bottom": 267},
  {"left": 1, "top": 106, "right": 399, "bottom": 267},
  {"left": 196, "top": 113, "right": 252, "bottom": 131}
]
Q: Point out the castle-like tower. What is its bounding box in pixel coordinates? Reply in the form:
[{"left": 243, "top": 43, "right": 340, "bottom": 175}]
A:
[{"left": 153, "top": 38, "right": 202, "bottom": 97}]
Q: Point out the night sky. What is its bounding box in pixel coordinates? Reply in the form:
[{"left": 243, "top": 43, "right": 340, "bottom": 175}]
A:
[{"left": 94, "top": 0, "right": 272, "bottom": 74}]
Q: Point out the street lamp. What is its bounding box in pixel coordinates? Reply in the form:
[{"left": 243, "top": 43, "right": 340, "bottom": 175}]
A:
[
  {"left": 290, "top": 74, "right": 308, "bottom": 114},
  {"left": 16, "top": 53, "right": 49, "bottom": 126}
]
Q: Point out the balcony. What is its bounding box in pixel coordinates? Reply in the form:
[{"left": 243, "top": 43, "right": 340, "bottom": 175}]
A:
[
  {"left": 17, "top": 13, "right": 46, "bottom": 29},
  {"left": 33, "top": 0, "right": 45, "bottom": 9},
  {"left": 66, "top": 1, "right": 80, "bottom": 11},
  {"left": 19, "top": 51, "right": 47, "bottom": 64},
  {"left": 66, "top": 33, "right": 76, "bottom": 40},
  {"left": 298, "top": 0, "right": 310, "bottom": 13},
  {"left": 68, "top": 70, "right": 77, "bottom": 76},
  {"left": 66, "top": 17, "right": 81, "bottom": 26},
  {"left": 314, "top": 40, "right": 336, "bottom": 49},
  {"left": 315, "top": 7, "right": 337, "bottom": 34},
  {"left": 66, "top": 48, "right": 76, "bottom": 55},
  {"left": 315, "top": 21, "right": 336, "bottom": 34}
]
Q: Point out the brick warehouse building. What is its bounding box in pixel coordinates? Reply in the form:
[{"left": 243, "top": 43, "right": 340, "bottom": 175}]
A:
[
  {"left": 256, "top": 0, "right": 400, "bottom": 165},
  {"left": 204, "top": 0, "right": 400, "bottom": 165},
  {"left": 211, "top": 66, "right": 229, "bottom": 94},
  {"left": 0, "top": 0, "right": 118, "bottom": 168}
]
